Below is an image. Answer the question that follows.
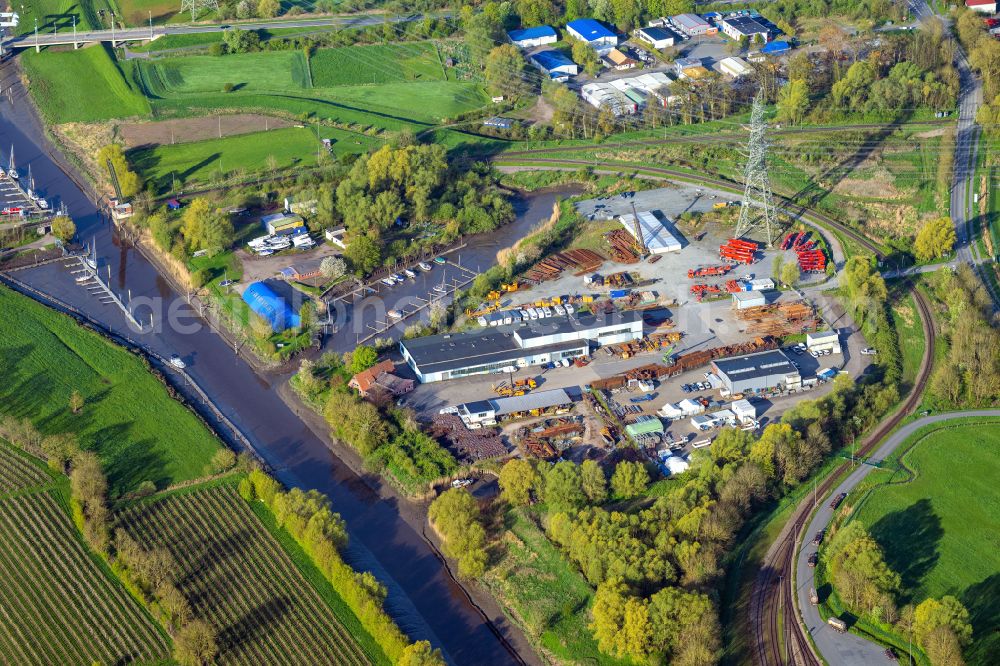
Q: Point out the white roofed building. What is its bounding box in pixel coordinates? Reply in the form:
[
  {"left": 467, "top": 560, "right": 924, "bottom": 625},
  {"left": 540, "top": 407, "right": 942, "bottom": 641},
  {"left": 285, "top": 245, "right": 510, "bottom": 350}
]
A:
[{"left": 618, "top": 211, "right": 683, "bottom": 254}]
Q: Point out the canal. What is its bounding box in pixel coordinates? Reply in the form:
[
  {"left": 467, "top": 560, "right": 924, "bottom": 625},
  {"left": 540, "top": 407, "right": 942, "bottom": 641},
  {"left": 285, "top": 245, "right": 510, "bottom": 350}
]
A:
[{"left": 0, "top": 64, "right": 578, "bottom": 665}]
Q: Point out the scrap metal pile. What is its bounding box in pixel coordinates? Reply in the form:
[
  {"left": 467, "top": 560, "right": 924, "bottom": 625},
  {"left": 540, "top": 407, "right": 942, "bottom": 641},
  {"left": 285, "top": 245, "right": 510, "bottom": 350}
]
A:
[
  {"left": 427, "top": 414, "right": 507, "bottom": 462},
  {"left": 736, "top": 300, "right": 819, "bottom": 337},
  {"left": 515, "top": 416, "right": 586, "bottom": 459},
  {"left": 604, "top": 332, "right": 682, "bottom": 359},
  {"left": 524, "top": 249, "right": 605, "bottom": 282}
]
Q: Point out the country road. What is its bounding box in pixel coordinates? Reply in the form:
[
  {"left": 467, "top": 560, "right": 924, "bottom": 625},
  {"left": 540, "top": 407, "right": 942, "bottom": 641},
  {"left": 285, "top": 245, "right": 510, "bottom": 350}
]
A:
[
  {"left": 1, "top": 13, "right": 438, "bottom": 49},
  {"left": 796, "top": 410, "right": 1000, "bottom": 664}
]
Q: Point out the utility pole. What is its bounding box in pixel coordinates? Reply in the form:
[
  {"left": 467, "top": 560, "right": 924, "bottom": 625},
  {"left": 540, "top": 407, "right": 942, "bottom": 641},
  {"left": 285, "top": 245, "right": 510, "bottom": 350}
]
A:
[
  {"left": 734, "top": 91, "right": 778, "bottom": 246},
  {"left": 72, "top": 14, "right": 77, "bottom": 49},
  {"left": 149, "top": 11, "right": 153, "bottom": 41},
  {"left": 34, "top": 17, "right": 38, "bottom": 53}
]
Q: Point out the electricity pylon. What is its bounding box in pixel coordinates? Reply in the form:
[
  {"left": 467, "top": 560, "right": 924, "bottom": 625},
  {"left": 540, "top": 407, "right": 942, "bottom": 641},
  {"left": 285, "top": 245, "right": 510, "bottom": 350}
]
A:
[
  {"left": 180, "top": 0, "right": 219, "bottom": 21},
  {"left": 734, "top": 91, "right": 779, "bottom": 246}
]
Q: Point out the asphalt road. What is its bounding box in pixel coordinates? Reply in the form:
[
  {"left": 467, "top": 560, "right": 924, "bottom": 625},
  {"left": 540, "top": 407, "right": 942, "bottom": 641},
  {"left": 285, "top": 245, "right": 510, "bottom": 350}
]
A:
[
  {"left": 2, "top": 13, "right": 437, "bottom": 48},
  {"left": 796, "top": 410, "right": 1000, "bottom": 664}
]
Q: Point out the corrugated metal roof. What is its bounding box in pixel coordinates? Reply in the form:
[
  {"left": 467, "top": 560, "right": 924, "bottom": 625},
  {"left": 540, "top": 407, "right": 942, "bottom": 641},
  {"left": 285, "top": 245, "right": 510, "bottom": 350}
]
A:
[
  {"left": 508, "top": 25, "right": 557, "bottom": 42},
  {"left": 567, "top": 18, "right": 616, "bottom": 41},
  {"left": 626, "top": 416, "right": 664, "bottom": 436},
  {"left": 492, "top": 388, "right": 573, "bottom": 415}
]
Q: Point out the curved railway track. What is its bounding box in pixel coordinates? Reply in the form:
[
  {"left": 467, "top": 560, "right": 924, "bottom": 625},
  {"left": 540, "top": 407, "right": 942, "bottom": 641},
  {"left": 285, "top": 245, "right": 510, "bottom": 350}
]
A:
[{"left": 491, "top": 156, "right": 938, "bottom": 665}]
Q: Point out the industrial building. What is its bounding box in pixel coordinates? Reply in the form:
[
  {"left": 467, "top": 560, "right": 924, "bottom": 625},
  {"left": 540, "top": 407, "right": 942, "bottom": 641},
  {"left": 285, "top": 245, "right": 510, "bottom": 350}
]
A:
[
  {"left": 626, "top": 415, "right": 664, "bottom": 438},
  {"left": 566, "top": 18, "right": 618, "bottom": 49},
  {"left": 455, "top": 388, "right": 573, "bottom": 427},
  {"left": 507, "top": 25, "right": 558, "bottom": 48},
  {"left": 618, "top": 211, "right": 683, "bottom": 254},
  {"left": 581, "top": 82, "right": 639, "bottom": 115},
  {"left": 806, "top": 330, "right": 841, "bottom": 354},
  {"left": 719, "top": 56, "right": 753, "bottom": 78},
  {"left": 529, "top": 49, "right": 579, "bottom": 80},
  {"left": 636, "top": 25, "right": 681, "bottom": 49},
  {"left": 242, "top": 282, "right": 300, "bottom": 332},
  {"left": 674, "top": 56, "right": 702, "bottom": 74},
  {"left": 400, "top": 311, "right": 644, "bottom": 383},
  {"left": 672, "top": 14, "right": 714, "bottom": 36},
  {"left": 718, "top": 16, "right": 774, "bottom": 43},
  {"left": 712, "top": 349, "right": 801, "bottom": 394},
  {"left": 262, "top": 212, "right": 306, "bottom": 236}
]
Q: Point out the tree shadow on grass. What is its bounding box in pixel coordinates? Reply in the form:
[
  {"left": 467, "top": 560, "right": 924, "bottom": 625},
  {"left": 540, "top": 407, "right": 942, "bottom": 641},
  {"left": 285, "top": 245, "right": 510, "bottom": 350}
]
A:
[
  {"left": 961, "top": 573, "right": 1000, "bottom": 666},
  {"left": 217, "top": 596, "right": 292, "bottom": 654},
  {"left": 869, "top": 498, "right": 943, "bottom": 604}
]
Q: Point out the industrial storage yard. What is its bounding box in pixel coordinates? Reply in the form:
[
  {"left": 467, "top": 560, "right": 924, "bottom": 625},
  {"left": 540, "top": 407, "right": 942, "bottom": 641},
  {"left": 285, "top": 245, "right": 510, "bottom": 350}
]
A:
[{"left": 394, "top": 185, "right": 870, "bottom": 472}]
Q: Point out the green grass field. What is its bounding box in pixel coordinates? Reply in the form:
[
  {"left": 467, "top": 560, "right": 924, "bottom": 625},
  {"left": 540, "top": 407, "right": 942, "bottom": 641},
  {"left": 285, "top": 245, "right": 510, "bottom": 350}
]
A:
[
  {"left": 116, "top": 0, "right": 182, "bottom": 25},
  {"left": 119, "top": 482, "right": 386, "bottom": 665},
  {"left": 310, "top": 42, "right": 445, "bottom": 87},
  {"left": 22, "top": 45, "right": 150, "bottom": 123},
  {"left": 853, "top": 421, "right": 1000, "bottom": 664},
  {"left": 483, "top": 508, "right": 632, "bottom": 666},
  {"left": 129, "top": 126, "right": 323, "bottom": 191},
  {"left": 0, "top": 285, "right": 219, "bottom": 495},
  {"left": 136, "top": 51, "right": 311, "bottom": 97},
  {"left": 0, "top": 443, "right": 169, "bottom": 663}
]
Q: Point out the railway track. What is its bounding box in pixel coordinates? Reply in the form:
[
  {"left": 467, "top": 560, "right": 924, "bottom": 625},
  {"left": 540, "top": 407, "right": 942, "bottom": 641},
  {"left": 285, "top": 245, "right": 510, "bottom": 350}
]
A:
[{"left": 491, "top": 157, "right": 938, "bottom": 665}]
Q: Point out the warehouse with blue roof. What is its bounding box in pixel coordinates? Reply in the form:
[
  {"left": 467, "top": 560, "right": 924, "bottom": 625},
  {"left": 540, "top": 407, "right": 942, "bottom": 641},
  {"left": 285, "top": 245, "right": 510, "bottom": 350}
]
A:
[
  {"left": 529, "top": 49, "right": 579, "bottom": 80},
  {"left": 242, "top": 282, "right": 301, "bottom": 332},
  {"left": 760, "top": 40, "right": 791, "bottom": 55},
  {"left": 566, "top": 18, "right": 618, "bottom": 49},
  {"left": 508, "top": 25, "right": 558, "bottom": 48}
]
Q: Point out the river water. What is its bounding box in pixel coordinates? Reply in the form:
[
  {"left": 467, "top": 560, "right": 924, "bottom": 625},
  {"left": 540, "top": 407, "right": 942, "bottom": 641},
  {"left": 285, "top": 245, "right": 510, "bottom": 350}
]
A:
[{"left": 0, "top": 64, "right": 578, "bottom": 665}]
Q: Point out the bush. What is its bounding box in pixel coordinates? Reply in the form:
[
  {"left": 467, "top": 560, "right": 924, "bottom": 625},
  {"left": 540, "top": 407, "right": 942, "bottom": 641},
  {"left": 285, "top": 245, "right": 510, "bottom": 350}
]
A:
[
  {"left": 205, "top": 448, "right": 236, "bottom": 475},
  {"left": 223, "top": 82, "right": 234, "bottom": 93}
]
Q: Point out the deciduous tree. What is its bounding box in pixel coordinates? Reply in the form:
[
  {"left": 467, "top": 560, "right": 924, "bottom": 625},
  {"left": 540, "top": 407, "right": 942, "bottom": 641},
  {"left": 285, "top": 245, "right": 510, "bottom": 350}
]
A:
[
  {"left": 173, "top": 619, "right": 218, "bottom": 666},
  {"left": 498, "top": 458, "right": 539, "bottom": 506},
  {"left": 51, "top": 215, "right": 76, "bottom": 242},
  {"left": 544, "top": 460, "right": 585, "bottom": 511},
  {"left": 610, "top": 460, "right": 648, "bottom": 499},
  {"left": 580, "top": 459, "right": 608, "bottom": 503},
  {"left": 914, "top": 217, "right": 957, "bottom": 262}
]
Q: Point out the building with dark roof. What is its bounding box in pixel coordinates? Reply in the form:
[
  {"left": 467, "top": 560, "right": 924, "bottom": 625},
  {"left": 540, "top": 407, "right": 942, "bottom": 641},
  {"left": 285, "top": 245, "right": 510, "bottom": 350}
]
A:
[
  {"left": 719, "top": 16, "right": 775, "bottom": 43},
  {"left": 508, "top": 25, "right": 558, "bottom": 48},
  {"left": 711, "top": 349, "right": 800, "bottom": 394},
  {"left": 636, "top": 25, "right": 681, "bottom": 49},
  {"left": 400, "top": 311, "right": 644, "bottom": 383}
]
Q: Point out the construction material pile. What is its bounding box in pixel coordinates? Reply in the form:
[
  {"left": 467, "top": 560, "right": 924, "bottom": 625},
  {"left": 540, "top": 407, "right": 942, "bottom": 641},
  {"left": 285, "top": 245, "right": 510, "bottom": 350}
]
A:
[
  {"left": 719, "top": 238, "right": 758, "bottom": 265},
  {"left": 605, "top": 229, "right": 642, "bottom": 263},
  {"left": 736, "top": 300, "right": 819, "bottom": 336},
  {"left": 687, "top": 264, "right": 732, "bottom": 279},
  {"left": 605, "top": 332, "right": 683, "bottom": 359},
  {"left": 427, "top": 414, "right": 507, "bottom": 462},
  {"left": 524, "top": 249, "right": 605, "bottom": 282},
  {"left": 691, "top": 283, "right": 724, "bottom": 298},
  {"left": 664, "top": 336, "right": 778, "bottom": 376}
]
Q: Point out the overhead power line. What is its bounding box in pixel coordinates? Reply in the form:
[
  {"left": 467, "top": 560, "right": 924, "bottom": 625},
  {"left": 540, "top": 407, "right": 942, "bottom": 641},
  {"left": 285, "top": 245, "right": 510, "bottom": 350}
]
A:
[{"left": 735, "top": 91, "right": 779, "bottom": 246}]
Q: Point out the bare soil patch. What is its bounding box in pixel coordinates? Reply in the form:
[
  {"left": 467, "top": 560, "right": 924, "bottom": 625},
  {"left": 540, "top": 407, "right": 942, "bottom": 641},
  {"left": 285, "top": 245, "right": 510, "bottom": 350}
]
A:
[{"left": 119, "top": 114, "right": 293, "bottom": 148}]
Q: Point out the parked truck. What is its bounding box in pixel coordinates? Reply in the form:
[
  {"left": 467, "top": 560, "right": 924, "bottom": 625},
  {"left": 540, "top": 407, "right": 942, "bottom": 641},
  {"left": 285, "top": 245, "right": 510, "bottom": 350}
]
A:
[{"left": 827, "top": 617, "right": 847, "bottom": 633}]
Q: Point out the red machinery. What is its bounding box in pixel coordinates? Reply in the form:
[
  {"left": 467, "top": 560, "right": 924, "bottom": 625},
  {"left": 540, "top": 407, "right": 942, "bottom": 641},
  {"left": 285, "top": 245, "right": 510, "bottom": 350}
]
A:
[
  {"left": 719, "top": 238, "right": 758, "bottom": 264},
  {"left": 687, "top": 264, "right": 732, "bottom": 279}
]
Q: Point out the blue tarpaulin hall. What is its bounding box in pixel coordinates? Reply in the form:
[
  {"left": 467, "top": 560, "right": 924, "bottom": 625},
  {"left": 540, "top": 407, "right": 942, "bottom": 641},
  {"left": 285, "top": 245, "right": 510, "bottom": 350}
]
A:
[
  {"left": 242, "top": 282, "right": 300, "bottom": 332},
  {"left": 761, "top": 40, "right": 791, "bottom": 55}
]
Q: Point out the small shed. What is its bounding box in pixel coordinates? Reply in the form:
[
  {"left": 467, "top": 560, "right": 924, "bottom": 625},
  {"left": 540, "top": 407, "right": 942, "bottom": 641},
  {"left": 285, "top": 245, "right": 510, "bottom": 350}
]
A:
[
  {"left": 166, "top": 199, "right": 182, "bottom": 211},
  {"left": 806, "top": 330, "right": 841, "bottom": 353},
  {"left": 262, "top": 212, "right": 305, "bottom": 236},
  {"left": 658, "top": 402, "right": 684, "bottom": 419},
  {"left": 709, "top": 409, "right": 737, "bottom": 426},
  {"left": 691, "top": 414, "right": 716, "bottom": 429},
  {"left": 730, "top": 398, "right": 756, "bottom": 423},
  {"left": 325, "top": 226, "right": 347, "bottom": 248},
  {"left": 732, "top": 290, "right": 767, "bottom": 310},
  {"left": 678, "top": 398, "right": 704, "bottom": 416}
]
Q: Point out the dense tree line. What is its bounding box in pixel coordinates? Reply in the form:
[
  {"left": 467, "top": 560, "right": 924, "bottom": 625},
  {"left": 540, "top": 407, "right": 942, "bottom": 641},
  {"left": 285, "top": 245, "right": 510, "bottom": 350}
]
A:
[
  {"left": 239, "top": 470, "right": 433, "bottom": 662},
  {"left": 928, "top": 265, "right": 1000, "bottom": 407}
]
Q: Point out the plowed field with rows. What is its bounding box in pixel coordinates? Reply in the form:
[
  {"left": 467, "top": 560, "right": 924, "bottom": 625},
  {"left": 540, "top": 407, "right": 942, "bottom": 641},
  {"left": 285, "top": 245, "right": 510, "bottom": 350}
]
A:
[
  {"left": 119, "top": 483, "right": 376, "bottom": 665},
  {"left": 0, "top": 444, "right": 169, "bottom": 665}
]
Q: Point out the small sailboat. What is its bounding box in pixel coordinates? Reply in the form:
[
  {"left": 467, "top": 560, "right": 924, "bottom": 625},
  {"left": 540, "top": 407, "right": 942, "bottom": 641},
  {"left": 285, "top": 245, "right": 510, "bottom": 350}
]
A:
[
  {"left": 26, "top": 165, "right": 37, "bottom": 200},
  {"left": 7, "top": 146, "right": 18, "bottom": 180}
]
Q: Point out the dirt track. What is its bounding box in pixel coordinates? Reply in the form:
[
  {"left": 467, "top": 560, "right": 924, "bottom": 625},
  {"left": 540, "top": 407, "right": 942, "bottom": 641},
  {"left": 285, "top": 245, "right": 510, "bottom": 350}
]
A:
[{"left": 119, "top": 114, "right": 294, "bottom": 147}]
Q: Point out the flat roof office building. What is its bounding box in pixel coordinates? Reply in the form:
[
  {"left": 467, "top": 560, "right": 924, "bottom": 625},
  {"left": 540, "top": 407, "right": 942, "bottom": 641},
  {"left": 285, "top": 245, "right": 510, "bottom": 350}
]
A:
[
  {"left": 400, "top": 311, "right": 644, "bottom": 383},
  {"left": 712, "top": 349, "right": 801, "bottom": 394}
]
